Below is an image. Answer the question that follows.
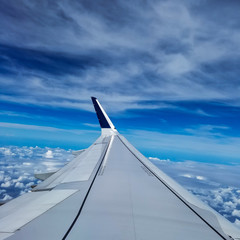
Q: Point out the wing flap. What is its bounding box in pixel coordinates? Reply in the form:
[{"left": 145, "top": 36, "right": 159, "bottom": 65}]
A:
[
  {"left": 0, "top": 189, "right": 78, "bottom": 233},
  {"left": 34, "top": 171, "right": 56, "bottom": 181},
  {"left": 33, "top": 136, "right": 110, "bottom": 191}
]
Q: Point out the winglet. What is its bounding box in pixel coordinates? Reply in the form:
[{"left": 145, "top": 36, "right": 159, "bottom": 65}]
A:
[{"left": 91, "top": 97, "right": 116, "bottom": 132}]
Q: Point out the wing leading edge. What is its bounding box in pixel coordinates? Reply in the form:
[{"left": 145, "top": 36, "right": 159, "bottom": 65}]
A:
[{"left": 0, "top": 97, "right": 239, "bottom": 240}]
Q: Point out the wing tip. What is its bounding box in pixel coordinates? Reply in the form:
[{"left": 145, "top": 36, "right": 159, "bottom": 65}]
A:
[{"left": 91, "top": 97, "right": 115, "bottom": 130}]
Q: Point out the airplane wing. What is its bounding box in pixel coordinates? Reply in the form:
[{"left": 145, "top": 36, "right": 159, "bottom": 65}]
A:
[{"left": 0, "top": 97, "right": 240, "bottom": 240}]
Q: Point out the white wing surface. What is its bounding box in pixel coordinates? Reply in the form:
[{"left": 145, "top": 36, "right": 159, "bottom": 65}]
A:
[{"left": 0, "top": 97, "right": 240, "bottom": 240}]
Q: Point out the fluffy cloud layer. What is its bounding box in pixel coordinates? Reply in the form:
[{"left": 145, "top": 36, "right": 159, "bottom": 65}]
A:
[
  {"left": 0, "top": 0, "right": 240, "bottom": 111},
  {"left": 1, "top": 145, "right": 240, "bottom": 228},
  {"left": 150, "top": 157, "right": 240, "bottom": 227},
  {"left": 0, "top": 146, "right": 72, "bottom": 200}
]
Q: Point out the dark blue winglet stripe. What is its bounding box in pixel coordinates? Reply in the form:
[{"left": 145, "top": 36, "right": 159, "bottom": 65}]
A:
[{"left": 91, "top": 97, "right": 111, "bottom": 128}]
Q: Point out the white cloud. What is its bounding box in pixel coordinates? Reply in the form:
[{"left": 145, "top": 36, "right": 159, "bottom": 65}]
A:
[
  {"left": 23, "top": 162, "right": 32, "bottom": 166},
  {"left": 232, "top": 210, "right": 240, "bottom": 218},
  {"left": 83, "top": 123, "right": 100, "bottom": 128},
  {"left": 3, "top": 148, "right": 11, "bottom": 156},
  {"left": 2, "top": 194, "right": 13, "bottom": 201},
  {"left": 0, "top": 122, "right": 69, "bottom": 132},
  {"left": 149, "top": 157, "right": 170, "bottom": 162},
  {"left": 0, "top": 0, "right": 239, "bottom": 112},
  {"left": 15, "top": 182, "right": 25, "bottom": 188},
  {"left": 180, "top": 174, "right": 206, "bottom": 181},
  {"left": 181, "top": 174, "right": 193, "bottom": 179},
  {"left": 1, "top": 181, "right": 11, "bottom": 188},
  {"left": 0, "top": 147, "right": 14, "bottom": 156},
  {"left": 20, "top": 190, "right": 28, "bottom": 195},
  {"left": 0, "top": 190, "right": 6, "bottom": 194},
  {"left": 235, "top": 219, "right": 240, "bottom": 227},
  {"left": 16, "top": 176, "right": 28, "bottom": 182},
  {"left": 196, "top": 176, "right": 206, "bottom": 181},
  {"left": 25, "top": 182, "right": 35, "bottom": 188},
  {"left": 163, "top": 54, "right": 194, "bottom": 76},
  {"left": 41, "top": 161, "right": 63, "bottom": 171},
  {"left": 214, "top": 195, "right": 224, "bottom": 205},
  {"left": 4, "top": 176, "right": 11, "bottom": 182},
  {"left": 0, "top": 122, "right": 98, "bottom": 136},
  {"left": 45, "top": 150, "right": 53, "bottom": 159},
  {"left": 0, "top": 145, "right": 73, "bottom": 201}
]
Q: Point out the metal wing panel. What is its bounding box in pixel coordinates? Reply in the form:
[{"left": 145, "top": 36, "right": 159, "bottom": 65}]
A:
[
  {"left": 0, "top": 189, "right": 78, "bottom": 233},
  {"left": 117, "top": 134, "right": 240, "bottom": 239},
  {"left": 64, "top": 135, "right": 230, "bottom": 240}
]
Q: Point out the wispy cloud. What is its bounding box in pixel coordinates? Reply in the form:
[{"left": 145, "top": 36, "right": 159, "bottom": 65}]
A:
[
  {"left": 126, "top": 128, "right": 240, "bottom": 160},
  {"left": 184, "top": 124, "right": 230, "bottom": 137},
  {"left": 0, "top": 122, "right": 98, "bottom": 135},
  {"left": 0, "top": 0, "right": 240, "bottom": 112}
]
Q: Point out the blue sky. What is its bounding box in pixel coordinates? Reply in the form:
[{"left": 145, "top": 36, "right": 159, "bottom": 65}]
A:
[
  {"left": 0, "top": 0, "right": 240, "bottom": 164},
  {"left": 1, "top": 0, "right": 240, "bottom": 229}
]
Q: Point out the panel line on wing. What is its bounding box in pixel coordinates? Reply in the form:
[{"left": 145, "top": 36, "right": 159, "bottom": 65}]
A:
[
  {"left": 61, "top": 135, "right": 113, "bottom": 240},
  {"left": 98, "top": 135, "right": 114, "bottom": 176}
]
